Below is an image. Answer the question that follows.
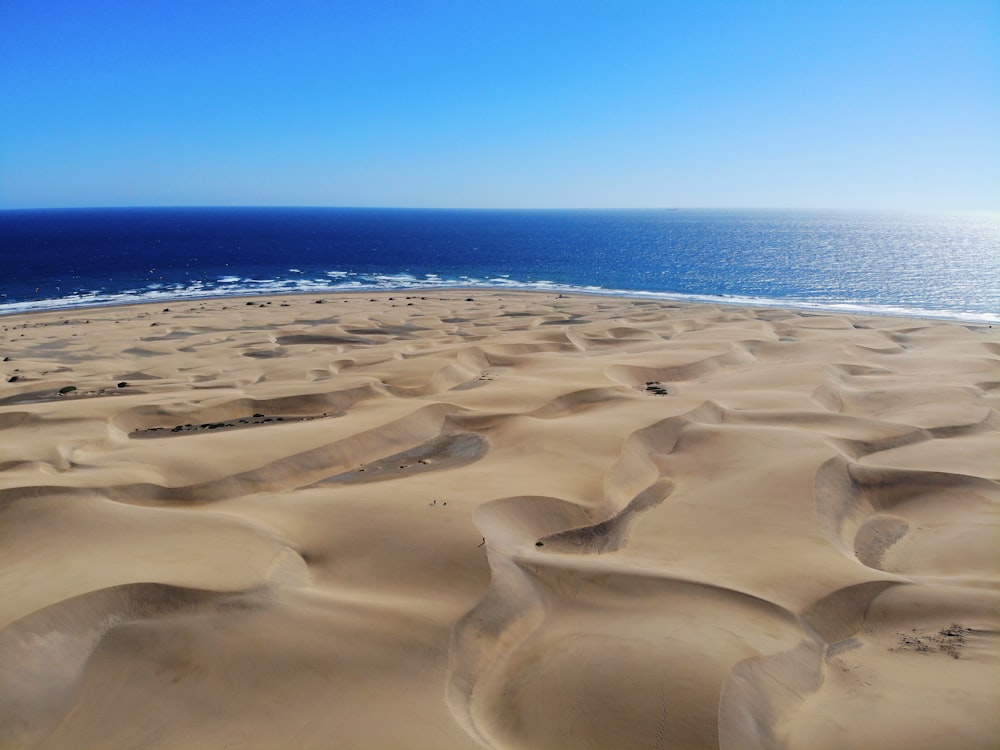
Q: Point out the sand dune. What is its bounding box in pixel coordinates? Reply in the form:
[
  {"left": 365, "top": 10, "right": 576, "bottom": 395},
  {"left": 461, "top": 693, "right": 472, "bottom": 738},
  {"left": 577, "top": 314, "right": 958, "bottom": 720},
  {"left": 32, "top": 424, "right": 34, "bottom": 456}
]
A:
[{"left": 1, "top": 292, "right": 997, "bottom": 749}]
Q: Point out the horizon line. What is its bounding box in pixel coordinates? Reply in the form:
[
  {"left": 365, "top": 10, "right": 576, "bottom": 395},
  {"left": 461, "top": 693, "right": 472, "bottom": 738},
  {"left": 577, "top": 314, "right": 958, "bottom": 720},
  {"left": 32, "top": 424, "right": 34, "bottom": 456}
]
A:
[{"left": 3, "top": 204, "right": 996, "bottom": 214}]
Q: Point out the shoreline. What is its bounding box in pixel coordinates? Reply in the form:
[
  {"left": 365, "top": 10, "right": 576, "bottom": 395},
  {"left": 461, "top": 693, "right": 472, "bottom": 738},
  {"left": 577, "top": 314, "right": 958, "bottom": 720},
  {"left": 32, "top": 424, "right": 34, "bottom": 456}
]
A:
[
  {"left": 1, "top": 285, "right": 997, "bottom": 326},
  {"left": 1, "top": 291, "right": 997, "bottom": 748}
]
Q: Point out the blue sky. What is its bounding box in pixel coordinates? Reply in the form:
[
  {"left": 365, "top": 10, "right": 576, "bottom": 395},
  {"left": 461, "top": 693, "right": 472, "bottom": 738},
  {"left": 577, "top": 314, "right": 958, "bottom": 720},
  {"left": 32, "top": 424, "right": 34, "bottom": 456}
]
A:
[{"left": 1, "top": 0, "right": 997, "bottom": 210}]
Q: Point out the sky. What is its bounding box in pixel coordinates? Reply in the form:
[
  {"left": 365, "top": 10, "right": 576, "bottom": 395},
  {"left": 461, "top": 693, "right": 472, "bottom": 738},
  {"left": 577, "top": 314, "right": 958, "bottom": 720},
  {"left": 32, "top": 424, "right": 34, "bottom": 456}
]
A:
[{"left": 1, "top": 0, "right": 997, "bottom": 210}]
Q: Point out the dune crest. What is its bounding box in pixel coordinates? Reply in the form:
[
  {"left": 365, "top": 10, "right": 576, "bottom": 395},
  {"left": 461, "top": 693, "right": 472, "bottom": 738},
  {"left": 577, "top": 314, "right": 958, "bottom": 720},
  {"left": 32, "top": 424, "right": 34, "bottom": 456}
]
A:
[{"left": 1, "top": 292, "right": 997, "bottom": 748}]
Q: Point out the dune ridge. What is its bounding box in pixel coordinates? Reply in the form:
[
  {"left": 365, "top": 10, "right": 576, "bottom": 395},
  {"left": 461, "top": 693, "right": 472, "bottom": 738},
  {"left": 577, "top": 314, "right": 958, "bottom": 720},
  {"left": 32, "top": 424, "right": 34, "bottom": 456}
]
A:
[{"left": 1, "top": 292, "right": 997, "bottom": 749}]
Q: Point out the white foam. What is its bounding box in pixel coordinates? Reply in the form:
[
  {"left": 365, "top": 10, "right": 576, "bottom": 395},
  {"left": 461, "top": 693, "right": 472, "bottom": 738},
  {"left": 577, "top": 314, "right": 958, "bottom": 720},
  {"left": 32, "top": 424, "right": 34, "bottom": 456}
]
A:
[{"left": 1, "top": 272, "right": 996, "bottom": 324}]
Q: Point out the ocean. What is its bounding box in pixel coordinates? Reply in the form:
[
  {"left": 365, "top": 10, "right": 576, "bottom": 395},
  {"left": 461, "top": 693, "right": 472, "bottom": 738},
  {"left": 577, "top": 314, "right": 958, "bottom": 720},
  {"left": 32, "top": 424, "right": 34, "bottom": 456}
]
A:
[{"left": 1, "top": 207, "right": 997, "bottom": 322}]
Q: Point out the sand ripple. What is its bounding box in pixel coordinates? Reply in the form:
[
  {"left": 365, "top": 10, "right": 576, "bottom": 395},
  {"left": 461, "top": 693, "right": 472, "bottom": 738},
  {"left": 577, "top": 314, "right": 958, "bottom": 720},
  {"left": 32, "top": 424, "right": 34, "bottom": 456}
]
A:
[{"left": 1, "top": 293, "right": 997, "bottom": 748}]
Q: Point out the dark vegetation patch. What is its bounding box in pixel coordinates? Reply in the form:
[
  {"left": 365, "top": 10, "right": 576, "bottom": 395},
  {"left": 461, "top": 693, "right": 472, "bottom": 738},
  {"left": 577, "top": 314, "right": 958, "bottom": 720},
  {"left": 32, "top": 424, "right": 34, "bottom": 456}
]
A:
[
  {"left": 643, "top": 381, "right": 669, "bottom": 396},
  {"left": 131, "top": 412, "right": 337, "bottom": 438},
  {"left": 891, "top": 624, "right": 972, "bottom": 659}
]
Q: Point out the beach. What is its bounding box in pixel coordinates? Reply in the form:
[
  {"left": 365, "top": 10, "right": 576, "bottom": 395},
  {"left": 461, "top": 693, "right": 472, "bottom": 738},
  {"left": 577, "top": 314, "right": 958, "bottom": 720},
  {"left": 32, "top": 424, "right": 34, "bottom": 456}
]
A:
[{"left": 1, "top": 291, "right": 997, "bottom": 749}]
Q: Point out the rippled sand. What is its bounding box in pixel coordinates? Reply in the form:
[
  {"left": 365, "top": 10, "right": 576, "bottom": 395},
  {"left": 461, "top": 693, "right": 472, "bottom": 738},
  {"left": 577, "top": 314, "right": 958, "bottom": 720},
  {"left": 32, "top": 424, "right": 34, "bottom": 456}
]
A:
[{"left": 1, "top": 292, "right": 997, "bottom": 749}]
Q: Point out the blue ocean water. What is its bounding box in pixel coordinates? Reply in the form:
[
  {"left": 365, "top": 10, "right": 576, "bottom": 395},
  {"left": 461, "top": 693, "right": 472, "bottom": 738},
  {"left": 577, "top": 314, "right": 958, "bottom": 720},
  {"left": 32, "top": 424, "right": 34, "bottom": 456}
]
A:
[{"left": 1, "top": 207, "right": 997, "bottom": 322}]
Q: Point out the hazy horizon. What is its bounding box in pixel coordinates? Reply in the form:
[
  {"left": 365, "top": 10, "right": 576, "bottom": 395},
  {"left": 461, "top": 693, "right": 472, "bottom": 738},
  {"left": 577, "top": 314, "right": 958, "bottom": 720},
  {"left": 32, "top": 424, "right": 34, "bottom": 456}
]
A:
[
  {"left": 4, "top": 204, "right": 999, "bottom": 215},
  {"left": 2, "top": 1, "right": 997, "bottom": 212}
]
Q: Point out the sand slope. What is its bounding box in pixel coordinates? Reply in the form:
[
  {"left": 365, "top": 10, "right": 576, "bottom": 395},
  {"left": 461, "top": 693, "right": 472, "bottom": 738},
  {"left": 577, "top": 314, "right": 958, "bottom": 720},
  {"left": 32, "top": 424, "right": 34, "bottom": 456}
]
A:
[{"left": 1, "top": 292, "right": 997, "bottom": 749}]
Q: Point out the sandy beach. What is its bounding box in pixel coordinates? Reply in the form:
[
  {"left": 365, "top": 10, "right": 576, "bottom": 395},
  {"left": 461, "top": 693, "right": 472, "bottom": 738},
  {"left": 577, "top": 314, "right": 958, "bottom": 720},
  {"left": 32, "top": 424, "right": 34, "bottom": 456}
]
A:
[{"left": 0, "top": 291, "right": 997, "bottom": 749}]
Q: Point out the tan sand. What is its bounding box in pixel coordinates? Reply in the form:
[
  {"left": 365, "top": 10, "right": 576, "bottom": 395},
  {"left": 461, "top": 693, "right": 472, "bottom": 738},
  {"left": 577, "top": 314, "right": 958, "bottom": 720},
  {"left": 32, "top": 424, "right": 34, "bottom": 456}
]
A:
[{"left": 0, "top": 291, "right": 997, "bottom": 749}]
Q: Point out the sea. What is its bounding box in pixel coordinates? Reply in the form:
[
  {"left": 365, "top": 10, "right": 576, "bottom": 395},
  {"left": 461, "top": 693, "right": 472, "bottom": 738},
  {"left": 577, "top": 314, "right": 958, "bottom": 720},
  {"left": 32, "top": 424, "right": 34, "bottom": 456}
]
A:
[{"left": 1, "top": 207, "right": 997, "bottom": 323}]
